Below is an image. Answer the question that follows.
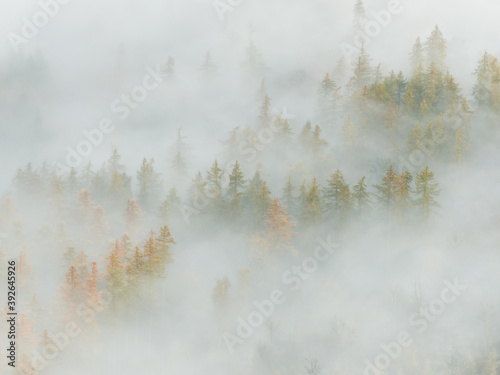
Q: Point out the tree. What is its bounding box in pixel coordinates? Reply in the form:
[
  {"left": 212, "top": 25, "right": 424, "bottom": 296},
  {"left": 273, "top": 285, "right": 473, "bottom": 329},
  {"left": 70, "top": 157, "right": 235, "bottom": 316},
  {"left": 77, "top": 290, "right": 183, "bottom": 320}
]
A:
[
  {"left": 259, "top": 94, "right": 272, "bottom": 127},
  {"left": 243, "top": 40, "right": 266, "bottom": 76},
  {"left": 301, "top": 177, "right": 323, "bottom": 225},
  {"left": 425, "top": 25, "right": 447, "bottom": 71},
  {"left": 125, "top": 199, "right": 142, "bottom": 238},
  {"left": 318, "top": 73, "right": 337, "bottom": 123},
  {"left": 394, "top": 171, "right": 413, "bottom": 218},
  {"left": 200, "top": 51, "right": 218, "bottom": 78},
  {"left": 341, "top": 115, "right": 358, "bottom": 149},
  {"left": 263, "top": 198, "right": 296, "bottom": 248},
  {"left": 106, "top": 239, "right": 128, "bottom": 308},
  {"left": 254, "top": 181, "right": 272, "bottom": 224},
  {"left": 212, "top": 277, "right": 231, "bottom": 309},
  {"left": 164, "top": 56, "right": 175, "bottom": 79},
  {"left": 353, "top": 0, "right": 367, "bottom": 32},
  {"left": 415, "top": 166, "right": 440, "bottom": 219},
  {"left": 410, "top": 37, "right": 425, "bottom": 73},
  {"left": 308, "top": 125, "right": 328, "bottom": 156},
  {"left": 60, "top": 265, "right": 84, "bottom": 320},
  {"left": 407, "top": 123, "right": 424, "bottom": 153},
  {"left": 454, "top": 127, "right": 469, "bottom": 164},
  {"left": 136, "top": 158, "right": 162, "bottom": 211},
  {"left": 352, "top": 176, "right": 371, "bottom": 215},
  {"left": 324, "top": 170, "right": 351, "bottom": 222},
  {"left": 227, "top": 161, "right": 246, "bottom": 197},
  {"left": 155, "top": 225, "right": 175, "bottom": 276},
  {"left": 374, "top": 165, "right": 398, "bottom": 218},
  {"left": 86, "top": 261, "right": 103, "bottom": 311},
  {"left": 282, "top": 176, "right": 297, "bottom": 214},
  {"left": 207, "top": 160, "right": 225, "bottom": 213},
  {"left": 353, "top": 44, "right": 372, "bottom": 89}
]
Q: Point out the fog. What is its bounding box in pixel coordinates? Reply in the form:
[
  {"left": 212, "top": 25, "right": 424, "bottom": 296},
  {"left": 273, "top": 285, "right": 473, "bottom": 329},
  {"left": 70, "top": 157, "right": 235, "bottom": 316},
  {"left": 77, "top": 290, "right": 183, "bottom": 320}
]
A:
[{"left": 0, "top": 0, "right": 499, "bottom": 374}]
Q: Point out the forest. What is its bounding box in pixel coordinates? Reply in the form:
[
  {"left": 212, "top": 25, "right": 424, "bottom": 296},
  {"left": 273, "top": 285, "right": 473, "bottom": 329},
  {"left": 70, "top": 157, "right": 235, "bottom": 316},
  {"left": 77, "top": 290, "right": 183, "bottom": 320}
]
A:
[{"left": 0, "top": 0, "right": 499, "bottom": 374}]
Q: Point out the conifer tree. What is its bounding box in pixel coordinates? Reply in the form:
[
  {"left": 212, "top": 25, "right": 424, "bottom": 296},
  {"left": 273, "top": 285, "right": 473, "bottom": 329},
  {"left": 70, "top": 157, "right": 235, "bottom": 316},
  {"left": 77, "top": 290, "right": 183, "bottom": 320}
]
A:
[
  {"left": 301, "top": 177, "right": 323, "bottom": 225},
  {"left": 254, "top": 181, "right": 272, "bottom": 224},
  {"left": 86, "top": 261, "right": 103, "bottom": 311},
  {"left": 136, "top": 158, "right": 162, "bottom": 211},
  {"left": 352, "top": 176, "right": 371, "bottom": 215},
  {"left": 212, "top": 277, "right": 231, "bottom": 309},
  {"left": 227, "top": 161, "right": 246, "bottom": 197},
  {"left": 324, "top": 170, "right": 351, "bottom": 222},
  {"left": 425, "top": 25, "right": 447, "bottom": 71},
  {"left": 374, "top": 165, "right": 398, "bottom": 218},
  {"left": 105, "top": 239, "right": 128, "bottom": 307},
  {"left": 341, "top": 115, "right": 358, "bottom": 149},
  {"left": 410, "top": 37, "right": 425, "bottom": 73},
  {"left": 415, "top": 166, "right": 440, "bottom": 219}
]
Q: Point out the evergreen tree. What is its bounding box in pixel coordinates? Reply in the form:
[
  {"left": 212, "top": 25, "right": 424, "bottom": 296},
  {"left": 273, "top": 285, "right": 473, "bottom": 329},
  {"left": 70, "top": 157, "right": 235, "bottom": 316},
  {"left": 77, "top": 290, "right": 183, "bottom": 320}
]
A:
[
  {"left": 137, "top": 158, "right": 162, "bottom": 211},
  {"left": 374, "top": 165, "right": 398, "bottom": 218},
  {"left": 301, "top": 177, "right": 323, "bottom": 225},
  {"left": 415, "top": 166, "right": 440, "bottom": 219},
  {"left": 425, "top": 25, "right": 447, "bottom": 71},
  {"left": 352, "top": 176, "right": 371, "bottom": 215},
  {"left": 227, "top": 161, "right": 246, "bottom": 197}
]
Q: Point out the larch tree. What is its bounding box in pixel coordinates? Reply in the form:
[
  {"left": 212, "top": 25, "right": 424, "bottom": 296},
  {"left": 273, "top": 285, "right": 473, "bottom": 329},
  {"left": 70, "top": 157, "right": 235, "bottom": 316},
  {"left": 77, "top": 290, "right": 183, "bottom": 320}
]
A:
[
  {"left": 136, "top": 158, "right": 162, "bottom": 211},
  {"left": 125, "top": 199, "right": 143, "bottom": 238},
  {"left": 263, "top": 197, "right": 296, "bottom": 250},
  {"left": 324, "top": 169, "right": 352, "bottom": 222},
  {"left": 212, "top": 276, "right": 231, "bottom": 310},
  {"left": 155, "top": 225, "right": 175, "bottom": 276},
  {"left": 410, "top": 37, "right": 426, "bottom": 74},
  {"left": 227, "top": 161, "right": 246, "bottom": 198},
  {"left": 415, "top": 166, "right": 440, "bottom": 219},
  {"left": 301, "top": 177, "right": 323, "bottom": 225},
  {"left": 105, "top": 239, "right": 128, "bottom": 308},
  {"left": 374, "top": 165, "right": 398, "bottom": 218},
  {"left": 352, "top": 176, "right": 371, "bottom": 216},
  {"left": 86, "top": 261, "right": 103, "bottom": 311},
  {"left": 425, "top": 25, "right": 447, "bottom": 71}
]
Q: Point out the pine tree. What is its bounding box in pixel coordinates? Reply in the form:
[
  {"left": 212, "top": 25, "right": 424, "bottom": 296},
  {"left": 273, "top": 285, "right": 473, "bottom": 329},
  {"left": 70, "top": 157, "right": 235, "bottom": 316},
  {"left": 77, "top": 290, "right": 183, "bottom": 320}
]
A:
[
  {"left": 254, "top": 181, "right": 272, "bottom": 224},
  {"left": 454, "top": 127, "right": 469, "bottom": 164},
  {"left": 61, "top": 265, "right": 84, "bottom": 319},
  {"left": 136, "top": 158, "right": 162, "bottom": 211},
  {"left": 212, "top": 277, "right": 231, "bottom": 309},
  {"left": 227, "top": 161, "right": 246, "bottom": 197},
  {"left": 425, "top": 25, "right": 447, "bottom": 71},
  {"left": 243, "top": 40, "right": 266, "bottom": 76},
  {"left": 207, "top": 160, "right": 224, "bottom": 212},
  {"left": 263, "top": 198, "right": 296, "bottom": 249},
  {"left": 282, "top": 176, "right": 297, "bottom": 214},
  {"left": 259, "top": 94, "right": 272, "bottom": 127},
  {"left": 86, "top": 261, "right": 103, "bottom": 311},
  {"left": 125, "top": 199, "right": 143, "bottom": 238},
  {"left": 374, "top": 165, "right": 398, "bottom": 218},
  {"left": 353, "top": 0, "right": 367, "bottom": 32},
  {"left": 105, "top": 239, "right": 128, "bottom": 308},
  {"left": 324, "top": 169, "right": 351, "bottom": 222},
  {"left": 155, "top": 225, "right": 175, "bottom": 276},
  {"left": 318, "top": 73, "right": 337, "bottom": 123},
  {"left": 200, "top": 51, "right": 218, "bottom": 77},
  {"left": 308, "top": 125, "right": 328, "bottom": 156},
  {"left": 410, "top": 37, "right": 425, "bottom": 73},
  {"left": 394, "top": 171, "right": 413, "bottom": 218},
  {"left": 352, "top": 176, "right": 371, "bottom": 215},
  {"left": 353, "top": 44, "right": 373, "bottom": 88},
  {"left": 415, "top": 166, "right": 440, "bottom": 219},
  {"left": 407, "top": 123, "right": 424, "bottom": 153},
  {"left": 341, "top": 115, "right": 358, "bottom": 149},
  {"left": 301, "top": 177, "right": 323, "bottom": 225},
  {"left": 189, "top": 171, "right": 208, "bottom": 210},
  {"left": 164, "top": 56, "right": 175, "bottom": 79}
]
